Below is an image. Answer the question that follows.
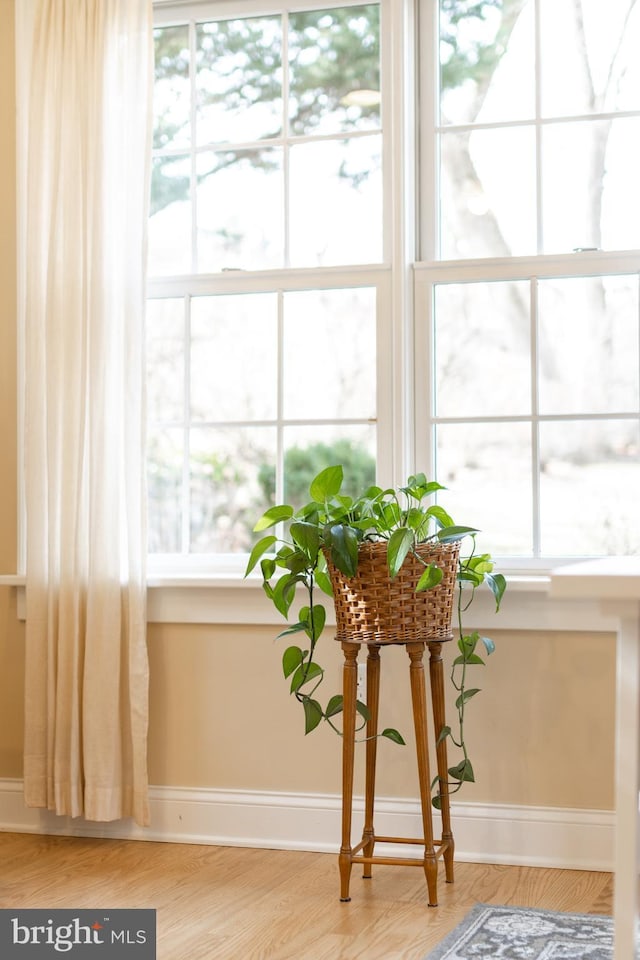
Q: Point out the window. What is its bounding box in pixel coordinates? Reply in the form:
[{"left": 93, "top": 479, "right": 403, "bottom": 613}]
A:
[
  {"left": 148, "top": 0, "right": 640, "bottom": 569},
  {"left": 415, "top": 0, "right": 640, "bottom": 565},
  {"left": 148, "top": 0, "right": 390, "bottom": 562}
]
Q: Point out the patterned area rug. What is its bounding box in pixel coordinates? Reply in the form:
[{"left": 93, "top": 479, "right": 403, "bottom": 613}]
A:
[{"left": 425, "top": 903, "right": 613, "bottom": 959}]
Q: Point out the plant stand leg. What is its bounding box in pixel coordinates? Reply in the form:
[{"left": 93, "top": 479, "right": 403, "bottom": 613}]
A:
[
  {"left": 362, "top": 644, "right": 381, "bottom": 878},
  {"left": 407, "top": 642, "right": 438, "bottom": 907},
  {"left": 339, "top": 641, "right": 359, "bottom": 902},
  {"left": 429, "top": 640, "right": 455, "bottom": 884}
]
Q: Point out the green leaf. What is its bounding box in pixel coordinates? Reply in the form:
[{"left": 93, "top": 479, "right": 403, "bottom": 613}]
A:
[
  {"left": 309, "top": 465, "right": 343, "bottom": 503},
  {"left": 290, "top": 521, "right": 321, "bottom": 561},
  {"left": 436, "top": 725, "right": 451, "bottom": 745},
  {"left": 432, "top": 794, "right": 442, "bottom": 810},
  {"left": 381, "top": 728, "right": 406, "bottom": 745},
  {"left": 300, "top": 603, "right": 326, "bottom": 643},
  {"left": 326, "top": 523, "right": 359, "bottom": 577},
  {"left": 457, "top": 569, "right": 483, "bottom": 586},
  {"left": 455, "top": 687, "right": 481, "bottom": 709},
  {"left": 448, "top": 759, "right": 475, "bottom": 783},
  {"left": 387, "top": 527, "right": 414, "bottom": 578},
  {"left": 254, "top": 504, "right": 294, "bottom": 532},
  {"left": 303, "top": 698, "right": 324, "bottom": 734},
  {"left": 245, "top": 535, "right": 277, "bottom": 576},
  {"left": 424, "top": 480, "right": 446, "bottom": 495},
  {"left": 315, "top": 568, "right": 334, "bottom": 598},
  {"left": 283, "top": 550, "right": 309, "bottom": 575},
  {"left": 426, "top": 504, "right": 455, "bottom": 528},
  {"left": 272, "top": 573, "right": 300, "bottom": 618},
  {"left": 485, "top": 572, "right": 507, "bottom": 610},
  {"left": 453, "top": 653, "right": 485, "bottom": 666},
  {"left": 282, "top": 646, "right": 304, "bottom": 678},
  {"left": 356, "top": 700, "right": 371, "bottom": 722},
  {"left": 465, "top": 553, "right": 494, "bottom": 575},
  {"left": 455, "top": 633, "right": 484, "bottom": 664},
  {"left": 325, "top": 695, "right": 343, "bottom": 718},
  {"left": 437, "top": 525, "right": 478, "bottom": 543},
  {"left": 276, "top": 622, "right": 307, "bottom": 640},
  {"left": 260, "top": 557, "right": 276, "bottom": 581},
  {"left": 401, "top": 474, "right": 444, "bottom": 501},
  {"left": 406, "top": 506, "right": 427, "bottom": 532},
  {"left": 458, "top": 633, "right": 478, "bottom": 655},
  {"left": 290, "top": 660, "right": 323, "bottom": 693},
  {"left": 381, "top": 501, "right": 402, "bottom": 528},
  {"left": 416, "top": 563, "right": 444, "bottom": 592}
]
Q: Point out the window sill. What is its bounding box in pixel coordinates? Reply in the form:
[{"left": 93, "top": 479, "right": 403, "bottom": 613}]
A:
[{"left": 0, "top": 570, "right": 628, "bottom": 633}]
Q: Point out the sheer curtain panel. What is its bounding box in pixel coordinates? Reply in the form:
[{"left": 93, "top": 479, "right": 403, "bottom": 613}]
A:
[{"left": 16, "top": 0, "right": 153, "bottom": 825}]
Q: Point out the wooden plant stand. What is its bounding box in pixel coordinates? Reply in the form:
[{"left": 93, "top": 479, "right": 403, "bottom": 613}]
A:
[{"left": 338, "top": 638, "right": 454, "bottom": 907}]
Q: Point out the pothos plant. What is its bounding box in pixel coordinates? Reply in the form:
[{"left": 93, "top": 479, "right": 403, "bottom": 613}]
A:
[{"left": 245, "top": 465, "right": 506, "bottom": 806}]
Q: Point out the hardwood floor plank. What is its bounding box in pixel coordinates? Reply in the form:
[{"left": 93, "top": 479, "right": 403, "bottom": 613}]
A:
[{"left": 0, "top": 832, "right": 613, "bottom": 959}]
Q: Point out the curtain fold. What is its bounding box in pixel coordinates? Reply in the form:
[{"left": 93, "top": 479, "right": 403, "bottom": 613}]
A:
[{"left": 17, "top": 0, "right": 153, "bottom": 825}]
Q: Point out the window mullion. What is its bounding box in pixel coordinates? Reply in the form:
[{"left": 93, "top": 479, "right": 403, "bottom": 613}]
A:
[
  {"left": 282, "top": 11, "right": 290, "bottom": 269},
  {"left": 534, "top": 0, "right": 543, "bottom": 255},
  {"left": 530, "top": 277, "right": 541, "bottom": 557},
  {"left": 149, "top": 0, "right": 389, "bottom": 562},
  {"left": 189, "top": 18, "right": 198, "bottom": 274},
  {"left": 417, "top": 0, "right": 439, "bottom": 263},
  {"left": 182, "top": 294, "right": 193, "bottom": 554},
  {"left": 276, "top": 289, "right": 285, "bottom": 507}
]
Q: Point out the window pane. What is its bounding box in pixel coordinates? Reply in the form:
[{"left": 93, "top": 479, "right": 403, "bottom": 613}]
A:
[
  {"left": 196, "top": 17, "right": 282, "bottom": 144},
  {"left": 540, "top": 0, "right": 640, "bottom": 117},
  {"left": 190, "top": 294, "right": 278, "bottom": 421},
  {"left": 440, "top": 126, "right": 536, "bottom": 258},
  {"left": 146, "top": 298, "right": 185, "bottom": 423},
  {"left": 538, "top": 276, "right": 639, "bottom": 415},
  {"left": 601, "top": 118, "right": 640, "bottom": 251},
  {"left": 148, "top": 427, "right": 184, "bottom": 553},
  {"left": 434, "top": 280, "right": 531, "bottom": 417},
  {"left": 283, "top": 288, "right": 376, "bottom": 419},
  {"left": 282, "top": 425, "right": 376, "bottom": 510},
  {"left": 196, "top": 149, "right": 284, "bottom": 271},
  {"left": 289, "top": 137, "right": 382, "bottom": 266},
  {"left": 540, "top": 420, "right": 640, "bottom": 556},
  {"left": 439, "top": 0, "right": 534, "bottom": 125},
  {"left": 154, "top": 25, "right": 191, "bottom": 150},
  {"left": 542, "top": 118, "right": 640, "bottom": 253},
  {"left": 149, "top": 156, "right": 192, "bottom": 275},
  {"left": 289, "top": 4, "right": 380, "bottom": 136},
  {"left": 190, "top": 427, "right": 277, "bottom": 553},
  {"left": 435, "top": 422, "right": 533, "bottom": 555}
]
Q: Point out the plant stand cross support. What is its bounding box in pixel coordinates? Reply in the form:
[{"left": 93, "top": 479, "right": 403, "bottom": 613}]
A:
[{"left": 338, "top": 638, "right": 454, "bottom": 907}]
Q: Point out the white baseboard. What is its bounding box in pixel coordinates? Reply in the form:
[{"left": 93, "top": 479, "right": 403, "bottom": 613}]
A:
[{"left": 0, "top": 778, "right": 613, "bottom": 872}]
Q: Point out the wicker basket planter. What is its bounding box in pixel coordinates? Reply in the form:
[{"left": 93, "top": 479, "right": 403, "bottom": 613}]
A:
[{"left": 324, "top": 539, "right": 460, "bottom": 645}]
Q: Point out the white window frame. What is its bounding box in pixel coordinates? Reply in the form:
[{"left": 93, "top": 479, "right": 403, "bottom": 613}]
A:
[
  {"left": 413, "top": 0, "right": 640, "bottom": 574},
  {"left": 148, "top": 0, "right": 417, "bottom": 580},
  {"left": 414, "top": 250, "right": 640, "bottom": 574}
]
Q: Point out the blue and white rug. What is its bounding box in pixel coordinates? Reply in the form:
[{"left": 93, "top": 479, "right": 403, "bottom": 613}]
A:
[{"left": 425, "top": 903, "right": 613, "bottom": 959}]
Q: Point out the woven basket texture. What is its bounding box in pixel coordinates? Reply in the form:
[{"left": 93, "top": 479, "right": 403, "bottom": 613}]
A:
[{"left": 324, "top": 539, "right": 460, "bottom": 645}]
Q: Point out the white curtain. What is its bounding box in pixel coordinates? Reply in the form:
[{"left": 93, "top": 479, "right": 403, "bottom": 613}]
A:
[{"left": 17, "top": 0, "right": 153, "bottom": 825}]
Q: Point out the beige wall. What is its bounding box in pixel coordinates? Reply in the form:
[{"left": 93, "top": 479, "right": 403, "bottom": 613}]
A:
[
  {"left": 145, "top": 623, "right": 615, "bottom": 809},
  {"left": 0, "top": 0, "right": 616, "bottom": 814},
  {"left": 0, "top": 0, "right": 26, "bottom": 780}
]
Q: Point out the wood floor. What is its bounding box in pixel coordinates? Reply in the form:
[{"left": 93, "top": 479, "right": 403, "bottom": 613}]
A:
[{"left": 0, "top": 831, "right": 612, "bottom": 959}]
